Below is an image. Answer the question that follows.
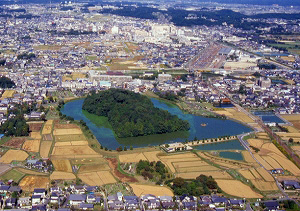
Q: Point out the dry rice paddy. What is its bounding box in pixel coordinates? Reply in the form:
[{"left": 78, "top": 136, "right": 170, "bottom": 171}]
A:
[
  {"left": 30, "top": 132, "right": 42, "bottom": 139},
  {"left": 78, "top": 171, "right": 116, "bottom": 186},
  {"left": 53, "top": 128, "right": 83, "bottom": 136},
  {"left": 54, "top": 141, "right": 89, "bottom": 147},
  {"left": 50, "top": 171, "right": 76, "bottom": 180},
  {"left": 79, "top": 164, "right": 110, "bottom": 173},
  {"left": 19, "top": 176, "right": 49, "bottom": 192},
  {"left": 1, "top": 90, "right": 15, "bottom": 99},
  {"left": 177, "top": 171, "right": 232, "bottom": 179},
  {"left": 215, "top": 108, "right": 254, "bottom": 123},
  {"left": 216, "top": 179, "right": 263, "bottom": 198},
  {"left": 0, "top": 150, "right": 28, "bottom": 164},
  {"left": 52, "top": 160, "right": 72, "bottom": 172},
  {"left": 130, "top": 184, "right": 174, "bottom": 197},
  {"left": 51, "top": 145, "right": 99, "bottom": 159},
  {"left": 55, "top": 134, "right": 86, "bottom": 142},
  {"left": 42, "top": 120, "right": 53, "bottom": 135},
  {"left": 40, "top": 141, "right": 52, "bottom": 158},
  {"left": 22, "top": 140, "right": 40, "bottom": 152}
]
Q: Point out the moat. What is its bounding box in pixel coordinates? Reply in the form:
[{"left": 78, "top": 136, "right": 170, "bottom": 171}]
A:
[{"left": 62, "top": 98, "right": 252, "bottom": 149}]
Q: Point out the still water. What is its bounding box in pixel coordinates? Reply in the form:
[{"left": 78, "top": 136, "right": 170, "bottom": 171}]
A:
[{"left": 61, "top": 98, "right": 252, "bottom": 149}]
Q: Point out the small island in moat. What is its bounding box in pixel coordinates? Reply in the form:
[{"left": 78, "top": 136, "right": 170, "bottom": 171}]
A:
[{"left": 82, "top": 89, "right": 190, "bottom": 138}]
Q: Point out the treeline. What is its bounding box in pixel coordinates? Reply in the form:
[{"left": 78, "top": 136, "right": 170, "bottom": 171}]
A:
[
  {"left": 0, "top": 76, "right": 15, "bottom": 88},
  {"left": 167, "top": 175, "right": 221, "bottom": 196},
  {"left": 17, "top": 52, "right": 36, "bottom": 60},
  {"left": 82, "top": 89, "right": 190, "bottom": 138},
  {"left": 0, "top": 116, "right": 29, "bottom": 136}
]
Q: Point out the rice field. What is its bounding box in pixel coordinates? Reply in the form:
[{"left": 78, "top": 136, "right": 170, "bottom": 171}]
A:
[
  {"left": 19, "top": 176, "right": 49, "bottom": 192},
  {"left": 177, "top": 171, "right": 232, "bottom": 179},
  {"left": 52, "top": 160, "right": 72, "bottom": 172},
  {"left": 42, "top": 120, "right": 53, "bottom": 135},
  {"left": 0, "top": 150, "right": 28, "bottom": 164},
  {"left": 39, "top": 141, "right": 52, "bottom": 158},
  {"left": 22, "top": 140, "right": 40, "bottom": 152},
  {"left": 78, "top": 171, "right": 117, "bottom": 186},
  {"left": 55, "top": 134, "right": 86, "bottom": 142},
  {"left": 53, "top": 128, "right": 83, "bottom": 136},
  {"left": 216, "top": 179, "right": 263, "bottom": 198},
  {"left": 130, "top": 184, "right": 174, "bottom": 197},
  {"left": 50, "top": 171, "right": 76, "bottom": 180}
]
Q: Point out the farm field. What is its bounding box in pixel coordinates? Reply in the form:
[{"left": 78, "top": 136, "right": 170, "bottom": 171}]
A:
[
  {"left": 70, "top": 157, "right": 107, "bottom": 165},
  {"left": 30, "top": 132, "right": 42, "bottom": 139},
  {"left": 78, "top": 163, "right": 110, "bottom": 173},
  {"left": 119, "top": 153, "right": 147, "bottom": 163},
  {"left": 78, "top": 171, "right": 117, "bottom": 186},
  {"left": 55, "top": 134, "right": 86, "bottom": 142},
  {"left": 42, "top": 120, "right": 53, "bottom": 135},
  {"left": 52, "top": 160, "right": 72, "bottom": 172},
  {"left": 19, "top": 176, "right": 49, "bottom": 192},
  {"left": 0, "top": 169, "right": 25, "bottom": 182},
  {"left": 143, "top": 151, "right": 161, "bottom": 162},
  {"left": 242, "top": 151, "right": 257, "bottom": 164},
  {"left": 54, "top": 141, "right": 88, "bottom": 146},
  {"left": 40, "top": 141, "right": 52, "bottom": 158},
  {"left": 54, "top": 123, "right": 80, "bottom": 129},
  {"left": 53, "top": 128, "right": 82, "bottom": 136},
  {"left": 50, "top": 171, "right": 76, "bottom": 180},
  {"left": 28, "top": 122, "right": 43, "bottom": 132},
  {"left": 22, "top": 139, "right": 40, "bottom": 152},
  {"left": 130, "top": 184, "right": 174, "bottom": 197},
  {"left": 215, "top": 108, "right": 254, "bottom": 123},
  {"left": 16, "top": 168, "right": 48, "bottom": 176},
  {"left": 1, "top": 90, "right": 15, "bottom": 100},
  {"left": 51, "top": 145, "right": 99, "bottom": 159},
  {"left": 0, "top": 150, "right": 28, "bottom": 164},
  {"left": 3, "top": 138, "right": 26, "bottom": 148},
  {"left": 177, "top": 171, "right": 232, "bottom": 179},
  {"left": 216, "top": 179, "right": 263, "bottom": 198}
]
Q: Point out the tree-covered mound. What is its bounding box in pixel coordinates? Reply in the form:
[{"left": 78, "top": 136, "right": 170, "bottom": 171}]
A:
[
  {"left": 82, "top": 89, "right": 190, "bottom": 138},
  {"left": 0, "top": 76, "right": 15, "bottom": 88}
]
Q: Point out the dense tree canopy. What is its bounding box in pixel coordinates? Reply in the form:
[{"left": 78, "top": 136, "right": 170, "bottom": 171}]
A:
[
  {"left": 0, "top": 76, "right": 15, "bottom": 88},
  {"left": 83, "top": 89, "right": 190, "bottom": 138}
]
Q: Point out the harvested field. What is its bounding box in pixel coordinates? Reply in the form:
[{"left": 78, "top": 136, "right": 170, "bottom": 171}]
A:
[
  {"left": 54, "top": 141, "right": 88, "bottom": 147},
  {"left": 0, "top": 169, "right": 25, "bottom": 182},
  {"left": 55, "top": 134, "right": 86, "bottom": 142},
  {"left": 262, "top": 156, "right": 283, "bottom": 169},
  {"left": 216, "top": 179, "right": 263, "bottom": 198},
  {"left": 0, "top": 164, "right": 11, "bottom": 175},
  {"left": 261, "top": 143, "right": 284, "bottom": 157},
  {"left": 53, "top": 128, "right": 82, "bottom": 136},
  {"left": 42, "top": 120, "right": 53, "bottom": 135},
  {"left": 253, "top": 154, "right": 273, "bottom": 170},
  {"left": 22, "top": 140, "right": 40, "bottom": 152},
  {"left": 119, "top": 153, "right": 147, "bottom": 163},
  {"left": 1, "top": 90, "right": 15, "bottom": 99},
  {"left": 43, "top": 134, "right": 53, "bottom": 141},
  {"left": 130, "top": 184, "right": 173, "bottom": 197},
  {"left": 70, "top": 157, "right": 107, "bottom": 165},
  {"left": 238, "top": 169, "right": 256, "bottom": 180},
  {"left": 78, "top": 171, "right": 117, "bottom": 186},
  {"left": 251, "top": 180, "right": 278, "bottom": 191},
  {"left": 0, "top": 150, "right": 28, "bottom": 164},
  {"left": 223, "top": 108, "right": 254, "bottom": 123},
  {"left": 172, "top": 161, "right": 208, "bottom": 168},
  {"left": 281, "top": 114, "right": 300, "bottom": 121},
  {"left": 51, "top": 154, "right": 102, "bottom": 159},
  {"left": 52, "top": 160, "right": 72, "bottom": 172},
  {"left": 284, "top": 126, "right": 299, "bottom": 133},
  {"left": 19, "top": 176, "right": 49, "bottom": 192},
  {"left": 3, "top": 138, "right": 26, "bottom": 148},
  {"left": 158, "top": 153, "right": 198, "bottom": 160},
  {"left": 177, "top": 171, "right": 232, "bottom": 179},
  {"left": 54, "top": 123, "right": 80, "bottom": 129},
  {"left": 52, "top": 146, "right": 98, "bottom": 157},
  {"left": 50, "top": 171, "right": 76, "bottom": 180},
  {"left": 177, "top": 165, "right": 219, "bottom": 173},
  {"left": 106, "top": 158, "right": 137, "bottom": 183},
  {"left": 30, "top": 132, "right": 42, "bottom": 139},
  {"left": 270, "top": 153, "right": 300, "bottom": 176},
  {"left": 242, "top": 151, "right": 257, "bottom": 163},
  {"left": 247, "top": 139, "right": 264, "bottom": 149},
  {"left": 249, "top": 168, "right": 262, "bottom": 179},
  {"left": 256, "top": 167, "right": 274, "bottom": 182},
  {"left": 143, "top": 151, "right": 160, "bottom": 162},
  {"left": 15, "top": 168, "right": 48, "bottom": 176},
  {"left": 79, "top": 164, "right": 110, "bottom": 173},
  {"left": 40, "top": 141, "right": 52, "bottom": 158},
  {"left": 28, "top": 122, "right": 43, "bottom": 132}
]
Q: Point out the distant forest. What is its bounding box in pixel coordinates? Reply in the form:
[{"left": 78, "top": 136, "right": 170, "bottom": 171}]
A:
[{"left": 82, "top": 89, "right": 190, "bottom": 138}]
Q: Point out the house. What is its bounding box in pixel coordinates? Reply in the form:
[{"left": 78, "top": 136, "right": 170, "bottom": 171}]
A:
[
  {"left": 85, "top": 186, "right": 98, "bottom": 193},
  {"left": 32, "top": 195, "right": 41, "bottom": 205},
  {"left": 50, "top": 192, "right": 60, "bottom": 204},
  {"left": 229, "top": 199, "right": 244, "bottom": 208},
  {"left": 8, "top": 186, "right": 22, "bottom": 194},
  {"left": 282, "top": 180, "right": 300, "bottom": 190},
  {"left": 179, "top": 194, "right": 197, "bottom": 202},
  {"left": 0, "top": 185, "right": 10, "bottom": 193},
  {"left": 69, "top": 194, "right": 86, "bottom": 206},
  {"left": 31, "top": 204, "right": 47, "bottom": 211},
  {"left": 141, "top": 194, "right": 160, "bottom": 209},
  {"left": 107, "top": 192, "right": 124, "bottom": 210},
  {"left": 211, "top": 196, "right": 228, "bottom": 205},
  {"left": 124, "top": 195, "right": 140, "bottom": 210},
  {"left": 71, "top": 185, "right": 86, "bottom": 194},
  {"left": 199, "top": 195, "right": 212, "bottom": 206},
  {"left": 159, "top": 195, "right": 175, "bottom": 209},
  {"left": 6, "top": 197, "right": 17, "bottom": 208},
  {"left": 264, "top": 201, "right": 280, "bottom": 211},
  {"left": 79, "top": 203, "right": 94, "bottom": 210},
  {"left": 33, "top": 188, "right": 46, "bottom": 197},
  {"left": 182, "top": 201, "right": 197, "bottom": 210},
  {"left": 18, "top": 197, "right": 31, "bottom": 208}
]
